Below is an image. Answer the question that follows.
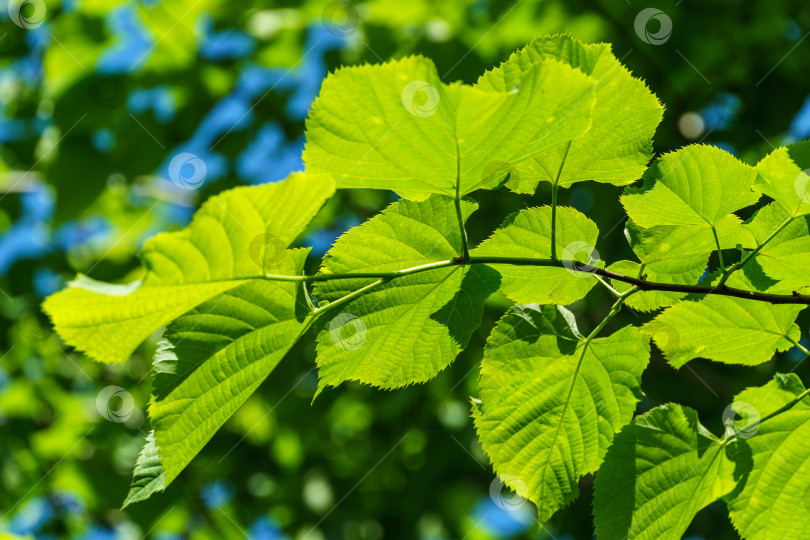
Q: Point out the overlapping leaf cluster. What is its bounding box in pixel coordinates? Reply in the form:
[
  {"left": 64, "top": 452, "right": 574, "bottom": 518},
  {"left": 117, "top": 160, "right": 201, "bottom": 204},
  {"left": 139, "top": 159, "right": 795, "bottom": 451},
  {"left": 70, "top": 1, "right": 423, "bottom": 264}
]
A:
[{"left": 44, "top": 34, "right": 810, "bottom": 538}]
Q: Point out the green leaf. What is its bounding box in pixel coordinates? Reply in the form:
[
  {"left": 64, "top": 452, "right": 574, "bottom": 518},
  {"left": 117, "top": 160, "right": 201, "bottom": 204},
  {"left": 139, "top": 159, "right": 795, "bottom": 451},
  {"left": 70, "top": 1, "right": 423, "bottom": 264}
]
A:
[
  {"left": 594, "top": 403, "right": 749, "bottom": 540},
  {"left": 43, "top": 172, "right": 335, "bottom": 363},
  {"left": 727, "top": 373, "right": 810, "bottom": 540},
  {"left": 733, "top": 250, "right": 793, "bottom": 295},
  {"left": 642, "top": 294, "right": 803, "bottom": 368},
  {"left": 123, "top": 431, "right": 165, "bottom": 508},
  {"left": 620, "top": 217, "right": 755, "bottom": 311},
  {"left": 755, "top": 141, "right": 810, "bottom": 217},
  {"left": 314, "top": 195, "right": 499, "bottom": 391},
  {"left": 148, "top": 249, "right": 312, "bottom": 488},
  {"left": 474, "top": 304, "right": 650, "bottom": 522},
  {"left": 303, "top": 55, "right": 595, "bottom": 199},
  {"left": 622, "top": 145, "right": 759, "bottom": 228},
  {"left": 608, "top": 260, "right": 685, "bottom": 312},
  {"left": 44, "top": 277, "right": 238, "bottom": 365},
  {"left": 472, "top": 206, "right": 599, "bottom": 305},
  {"left": 745, "top": 202, "right": 810, "bottom": 290},
  {"left": 477, "top": 34, "right": 663, "bottom": 192}
]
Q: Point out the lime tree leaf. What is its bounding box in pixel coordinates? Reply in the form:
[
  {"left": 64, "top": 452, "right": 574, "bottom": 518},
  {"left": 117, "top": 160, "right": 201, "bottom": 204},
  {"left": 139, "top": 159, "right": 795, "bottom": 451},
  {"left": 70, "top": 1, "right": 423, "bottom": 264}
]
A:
[
  {"left": 313, "top": 195, "right": 499, "bottom": 391},
  {"left": 123, "top": 431, "right": 165, "bottom": 508},
  {"left": 642, "top": 295, "right": 803, "bottom": 368},
  {"left": 303, "top": 55, "right": 595, "bottom": 199},
  {"left": 44, "top": 277, "right": 239, "bottom": 365},
  {"left": 474, "top": 304, "right": 650, "bottom": 522},
  {"left": 472, "top": 206, "right": 599, "bottom": 305},
  {"left": 147, "top": 249, "right": 312, "bottom": 489},
  {"left": 727, "top": 373, "right": 810, "bottom": 540},
  {"left": 594, "top": 403, "right": 749, "bottom": 540},
  {"left": 624, "top": 223, "right": 706, "bottom": 287},
  {"left": 621, "top": 145, "right": 759, "bottom": 228},
  {"left": 709, "top": 262, "right": 805, "bottom": 299},
  {"left": 477, "top": 34, "right": 663, "bottom": 192},
  {"left": 733, "top": 251, "right": 799, "bottom": 295},
  {"left": 745, "top": 202, "right": 810, "bottom": 289},
  {"left": 608, "top": 260, "right": 684, "bottom": 312},
  {"left": 43, "top": 173, "right": 335, "bottom": 363},
  {"left": 755, "top": 141, "right": 810, "bottom": 217},
  {"left": 620, "top": 217, "right": 755, "bottom": 311}
]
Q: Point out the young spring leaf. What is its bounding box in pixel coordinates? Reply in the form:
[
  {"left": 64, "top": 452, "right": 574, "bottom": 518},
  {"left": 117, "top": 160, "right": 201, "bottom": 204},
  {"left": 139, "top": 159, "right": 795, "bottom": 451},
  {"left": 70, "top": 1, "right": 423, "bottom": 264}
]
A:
[
  {"left": 43, "top": 172, "right": 335, "bottom": 363},
  {"left": 745, "top": 202, "right": 810, "bottom": 290},
  {"left": 128, "top": 249, "right": 314, "bottom": 501},
  {"left": 727, "top": 373, "right": 810, "bottom": 540},
  {"left": 642, "top": 292, "right": 803, "bottom": 367},
  {"left": 620, "top": 218, "right": 755, "bottom": 311},
  {"left": 474, "top": 304, "right": 649, "bottom": 523},
  {"left": 472, "top": 206, "right": 599, "bottom": 305},
  {"left": 593, "top": 403, "right": 749, "bottom": 540},
  {"left": 608, "top": 260, "right": 685, "bottom": 312},
  {"left": 303, "top": 55, "right": 596, "bottom": 199},
  {"left": 123, "top": 431, "right": 165, "bottom": 508},
  {"left": 621, "top": 144, "right": 759, "bottom": 229},
  {"left": 477, "top": 33, "right": 663, "bottom": 193},
  {"left": 755, "top": 141, "right": 810, "bottom": 217},
  {"left": 314, "top": 195, "right": 499, "bottom": 391}
]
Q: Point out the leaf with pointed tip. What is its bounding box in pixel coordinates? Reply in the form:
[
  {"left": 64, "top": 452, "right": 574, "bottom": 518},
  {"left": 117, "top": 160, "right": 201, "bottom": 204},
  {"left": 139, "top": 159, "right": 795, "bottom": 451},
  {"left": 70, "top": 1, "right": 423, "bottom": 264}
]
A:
[
  {"left": 123, "top": 431, "right": 165, "bottom": 508},
  {"left": 314, "top": 195, "right": 500, "bottom": 391},
  {"left": 755, "top": 141, "right": 810, "bottom": 217},
  {"left": 594, "top": 403, "right": 750, "bottom": 540},
  {"left": 642, "top": 293, "right": 803, "bottom": 368},
  {"left": 303, "top": 55, "right": 595, "bottom": 199},
  {"left": 44, "top": 173, "right": 335, "bottom": 363},
  {"left": 745, "top": 202, "right": 810, "bottom": 290},
  {"left": 477, "top": 34, "right": 663, "bottom": 192},
  {"left": 472, "top": 206, "right": 600, "bottom": 305},
  {"left": 622, "top": 145, "right": 759, "bottom": 230},
  {"left": 474, "top": 304, "right": 650, "bottom": 523},
  {"left": 727, "top": 373, "right": 810, "bottom": 540},
  {"left": 147, "top": 249, "right": 312, "bottom": 489},
  {"left": 45, "top": 277, "right": 238, "bottom": 365}
]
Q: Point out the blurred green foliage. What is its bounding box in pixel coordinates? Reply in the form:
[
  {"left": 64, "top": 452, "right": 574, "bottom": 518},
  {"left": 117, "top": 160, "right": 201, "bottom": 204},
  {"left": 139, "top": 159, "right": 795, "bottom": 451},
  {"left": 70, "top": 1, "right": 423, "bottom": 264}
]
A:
[{"left": 1, "top": 0, "right": 809, "bottom": 538}]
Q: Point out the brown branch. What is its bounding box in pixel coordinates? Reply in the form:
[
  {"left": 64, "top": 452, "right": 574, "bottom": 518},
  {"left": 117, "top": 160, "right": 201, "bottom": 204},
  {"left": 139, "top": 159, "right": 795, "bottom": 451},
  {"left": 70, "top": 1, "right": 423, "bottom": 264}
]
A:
[
  {"left": 466, "top": 257, "right": 810, "bottom": 305},
  {"left": 264, "top": 256, "right": 810, "bottom": 306}
]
